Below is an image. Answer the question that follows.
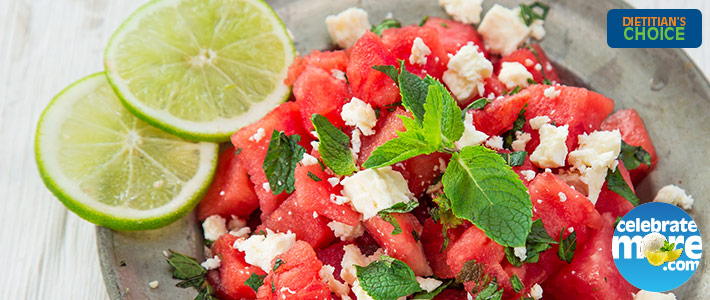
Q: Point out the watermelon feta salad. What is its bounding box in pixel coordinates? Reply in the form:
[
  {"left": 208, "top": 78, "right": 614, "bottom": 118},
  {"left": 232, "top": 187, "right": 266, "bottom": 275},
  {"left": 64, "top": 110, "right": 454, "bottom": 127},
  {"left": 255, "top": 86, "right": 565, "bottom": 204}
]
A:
[{"left": 166, "top": 2, "right": 695, "bottom": 300}]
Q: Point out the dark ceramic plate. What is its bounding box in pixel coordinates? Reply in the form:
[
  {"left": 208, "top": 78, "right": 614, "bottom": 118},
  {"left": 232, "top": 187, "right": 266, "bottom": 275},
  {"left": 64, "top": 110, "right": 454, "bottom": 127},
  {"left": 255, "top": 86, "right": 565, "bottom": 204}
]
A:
[{"left": 97, "top": 0, "right": 710, "bottom": 298}]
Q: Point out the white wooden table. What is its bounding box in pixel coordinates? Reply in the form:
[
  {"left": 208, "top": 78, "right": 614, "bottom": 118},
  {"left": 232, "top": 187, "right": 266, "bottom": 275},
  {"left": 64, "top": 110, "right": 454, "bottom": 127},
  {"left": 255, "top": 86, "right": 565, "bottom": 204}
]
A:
[{"left": 1, "top": 0, "right": 707, "bottom": 299}]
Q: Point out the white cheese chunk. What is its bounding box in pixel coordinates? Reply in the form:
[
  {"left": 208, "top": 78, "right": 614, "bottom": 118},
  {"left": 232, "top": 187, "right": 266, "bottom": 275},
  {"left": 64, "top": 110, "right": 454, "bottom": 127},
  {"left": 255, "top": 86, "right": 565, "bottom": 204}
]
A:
[
  {"left": 327, "top": 177, "right": 341, "bottom": 187},
  {"left": 530, "top": 123, "right": 569, "bottom": 168},
  {"left": 512, "top": 131, "right": 532, "bottom": 151},
  {"left": 530, "top": 283, "right": 543, "bottom": 299},
  {"left": 544, "top": 86, "right": 561, "bottom": 99},
  {"left": 567, "top": 130, "right": 622, "bottom": 204},
  {"left": 409, "top": 37, "right": 432, "bottom": 66},
  {"left": 438, "top": 0, "right": 483, "bottom": 25},
  {"left": 328, "top": 221, "right": 366, "bottom": 241},
  {"left": 340, "top": 245, "right": 384, "bottom": 285},
  {"left": 498, "top": 62, "right": 534, "bottom": 89},
  {"left": 478, "top": 4, "right": 531, "bottom": 55},
  {"left": 485, "top": 135, "right": 504, "bottom": 150},
  {"left": 202, "top": 215, "right": 228, "bottom": 241},
  {"left": 634, "top": 290, "right": 677, "bottom": 300},
  {"left": 249, "top": 127, "right": 265, "bottom": 142},
  {"left": 148, "top": 281, "right": 159, "bottom": 289},
  {"left": 301, "top": 153, "right": 319, "bottom": 166},
  {"left": 653, "top": 184, "right": 694, "bottom": 210},
  {"left": 416, "top": 277, "right": 443, "bottom": 293},
  {"left": 331, "top": 69, "right": 346, "bottom": 81},
  {"left": 341, "top": 97, "right": 378, "bottom": 136},
  {"left": 351, "top": 128, "right": 363, "bottom": 160},
  {"left": 529, "top": 115, "right": 551, "bottom": 130},
  {"left": 325, "top": 7, "right": 371, "bottom": 49},
  {"left": 529, "top": 19, "right": 546, "bottom": 40},
  {"left": 442, "top": 43, "right": 493, "bottom": 101},
  {"left": 521, "top": 170, "right": 536, "bottom": 181},
  {"left": 319, "top": 265, "right": 351, "bottom": 299},
  {"left": 233, "top": 229, "right": 296, "bottom": 273},
  {"left": 455, "top": 113, "right": 489, "bottom": 148},
  {"left": 340, "top": 167, "right": 413, "bottom": 220},
  {"left": 201, "top": 255, "right": 221, "bottom": 270},
  {"left": 513, "top": 247, "right": 527, "bottom": 261}
]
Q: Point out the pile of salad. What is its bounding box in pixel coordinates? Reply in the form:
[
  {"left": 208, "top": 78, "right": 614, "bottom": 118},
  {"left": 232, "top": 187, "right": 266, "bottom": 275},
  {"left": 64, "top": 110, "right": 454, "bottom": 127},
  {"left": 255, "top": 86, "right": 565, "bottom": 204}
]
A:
[
  {"left": 171, "top": 2, "right": 694, "bottom": 300},
  {"left": 33, "top": 0, "right": 696, "bottom": 299}
]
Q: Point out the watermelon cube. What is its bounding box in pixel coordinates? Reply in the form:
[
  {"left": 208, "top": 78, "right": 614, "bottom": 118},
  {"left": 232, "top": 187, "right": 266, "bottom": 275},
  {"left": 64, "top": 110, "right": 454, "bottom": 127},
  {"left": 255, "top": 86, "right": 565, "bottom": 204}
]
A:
[
  {"left": 364, "top": 213, "right": 433, "bottom": 276},
  {"left": 445, "top": 225, "right": 511, "bottom": 294},
  {"left": 263, "top": 195, "right": 335, "bottom": 250},
  {"left": 208, "top": 234, "right": 266, "bottom": 300},
  {"left": 470, "top": 88, "right": 531, "bottom": 136},
  {"left": 285, "top": 50, "right": 349, "bottom": 86},
  {"left": 293, "top": 66, "right": 351, "bottom": 133},
  {"left": 422, "top": 17, "right": 487, "bottom": 58},
  {"left": 346, "top": 31, "right": 401, "bottom": 108},
  {"left": 595, "top": 162, "right": 635, "bottom": 219},
  {"left": 230, "top": 102, "right": 312, "bottom": 219},
  {"left": 316, "top": 241, "right": 350, "bottom": 282},
  {"left": 197, "top": 146, "right": 259, "bottom": 221},
  {"left": 381, "top": 25, "right": 449, "bottom": 79},
  {"left": 421, "top": 218, "right": 467, "bottom": 279},
  {"left": 499, "top": 44, "right": 560, "bottom": 84},
  {"left": 601, "top": 108, "right": 658, "bottom": 184},
  {"left": 257, "top": 241, "right": 332, "bottom": 300}
]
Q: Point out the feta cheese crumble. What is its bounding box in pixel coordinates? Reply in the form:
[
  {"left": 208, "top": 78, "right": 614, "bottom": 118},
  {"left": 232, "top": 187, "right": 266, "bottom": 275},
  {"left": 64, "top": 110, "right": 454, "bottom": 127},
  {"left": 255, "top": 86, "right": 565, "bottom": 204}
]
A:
[
  {"left": 351, "top": 128, "right": 362, "bottom": 160},
  {"left": 319, "top": 265, "right": 351, "bottom": 299},
  {"left": 201, "top": 255, "right": 221, "bottom": 270},
  {"left": 416, "top": 277, "right": 443, "bottom": 293},
  {"left": 529, "top": 19, "right": 546, "bottom": 40},
  {"left": 498, "top": 62, "right": 534, "bottom": 89},
  {"left": 262, "top": 182, "right": 271, "bottom": 192},
  {"left": 340, "top": 167, "right": 414, "bottom": 220},
  {"left": 330, "top": 194, "right": 350, "bottom": 205},
  {"left": 530, "top": 123, "right": 569, "bottom": 168},
  {"left": 202, "top": 215, "right": 228, "bottom": 241},
  {"left": 530, "top": 283, "right": 543, "bottom": 299},
  {"left": 521, "top": 170, "right": 536, "bottom": 181},
  {"left": 634, "top": 290, "right": 677, "bottom": 300},
  {"left": 653, "top": 184, "right": 694, "bottom": 210},
  {"left": 327, "top": 221, "right": 365, "bottom": 241},
  {"left": 325, "top": 7, "right": 371, "bottom": 49},
  {"left": 485, "top": 135, "right": 504, "bottom": 150},
  {"left": 148, "top": 281, "right": 159, "bottom": 289},
  {"left": 512, "top": 131, "right": 532, "bottom": 152},
  {"left": 567, "top": 130, "right": 622, "bottom": 204},
  {"left": 233, "top": 229, "right": 296, "bottom": 272},
  {"left": 455, "top": 113, "right": 489, "bottom": 148},
  {"left": 301, "top": 153, "right": 319, "bottom": 166},
  {"left": 409, "top": 37, "right": 432, "bottom": 66},
  {"left": 340, "top": 245, "right": 384, "bottom": 284},
  {"left": 331, "top": 69, "right": 346, "bottom": 81},
  {"left": 249, "top": 127, "right": 266, "bottom": 142},
  {"left": 514, "top": 246, "right": 528, "bottom": 261},
  {"left": 529, "top": 116, "right": 551, "bottom": 130},
  {"left": 477, "top": 4, "right": 531, "bottom": 55},
  {"left": 438, "top": 0, "right": 483, "bottom": 25},
  {"left": 341, "top": 97, "right": 378, "bottom": 136},
  {"left": 327, "top": 177, "right": 340, "bottom": 187},
  {"left": 442, "top": 43, "right": 493, "bottom": 101},
  {"left": 544, "top": 86, "right": 561, "bottom": 99},
  {"left": 558, "top": 192, "right": 567, "bottom": 202}
]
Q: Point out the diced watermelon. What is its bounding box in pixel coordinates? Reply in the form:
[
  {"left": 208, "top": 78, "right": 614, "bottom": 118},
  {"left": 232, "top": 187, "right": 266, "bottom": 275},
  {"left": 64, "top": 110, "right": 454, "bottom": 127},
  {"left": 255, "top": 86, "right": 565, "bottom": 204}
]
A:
[
  {"left": 316, "top": 241, "right": 350, "bottom": 282},
  {"left": 381, "top": 25, "right": 449, "bottom": 79},
  {"left": 293, "top": 66, "right": 351, "bottom": 132},
  {"left": 294, "top": 158, "right": 361, "bottom": 226},
  {"left": 197, "top": 146, "right": 259, "bottom": 220},
  {"left": 230, "top": 102, "right": 312, "bottom": 219},
  {"left": 503, "top": 246, "right": 568, "bottom": 298},
  {"left": 346, "top": 31, "right": 401, "bottom": 108},
  {"left": 543, "top": 213, "right": 638, "bottom": 300},
  {"left": 445, "top": 225, "right": 511, "bottom": 295},
  {"left": 263, "top": 195, "right": 335, "bottom": 250},
  {"left": 209, "top": 234, "right": 266, "bottom": 300},
  {"left": 529, "top": 172, "right": 604, "bottom": 243},
  {"left": 364, "top": 213, "right": 433, "bottom": 276},
  {"left": 433, "top": 289, "right": 469, "bottom": 300},
  {"left": 601, "top": 108, "right": 658, "bottom": 184},
  {"left": 524, "top": 85, "right": 615, "bottom": 152},
  {"left": 421, "top": 218, "right": 466, "bottom": 279},
  {"left": 357, "top": 108, "right": 408, "bottom": 166},
  {"left": 423, "top": 17, "right": 487, "bottom": 57},
  {"left": 257, "top": 241, "right": 332, "bottom": 300},
  {"left": 595, "top": 161, "right": 635, "bottom": 218},
  {"left": 354, "top": 231, "right": 381, "bottom": 257},
  {"left": 470, "top": 89, "right": 531, "bottom": 136},
  {"left": 499, "top": 44, "right": 560, "bottom": 84},
  {"left": 393, "top": 152, "right": 450, "bottom": 197},
  {"left": 496, "top": 149, "right": 539, "bottom": 184},
  {"left": 285, "top": 50, "right": 349, "bottom": 86}
]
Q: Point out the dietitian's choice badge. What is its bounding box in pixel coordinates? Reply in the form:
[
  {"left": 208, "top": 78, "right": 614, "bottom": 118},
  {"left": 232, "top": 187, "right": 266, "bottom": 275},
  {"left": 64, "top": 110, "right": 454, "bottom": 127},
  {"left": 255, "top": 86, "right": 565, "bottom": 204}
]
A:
[
  {"left": 613, "top": 202, "right": 702, "bottom": 292},
  {"left": 607, "top": 9, "right": 702, "bottom": 48}
]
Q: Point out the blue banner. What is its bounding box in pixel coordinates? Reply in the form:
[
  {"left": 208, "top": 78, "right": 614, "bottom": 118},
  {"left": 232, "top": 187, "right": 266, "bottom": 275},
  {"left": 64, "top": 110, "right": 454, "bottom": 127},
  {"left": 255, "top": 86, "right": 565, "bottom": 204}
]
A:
[{"left": 607, "top": 9, "right": 702, "bottom": 48}]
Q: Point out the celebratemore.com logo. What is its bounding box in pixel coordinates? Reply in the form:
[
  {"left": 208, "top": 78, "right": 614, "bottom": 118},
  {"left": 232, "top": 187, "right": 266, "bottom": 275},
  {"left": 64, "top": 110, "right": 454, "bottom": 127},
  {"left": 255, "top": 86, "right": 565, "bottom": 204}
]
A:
[
  {"left": 607, "top": 9, "right": 702, "bottom": 48},
  {"left": 612, "top": 202, "right": 702, "bottom": 292}
]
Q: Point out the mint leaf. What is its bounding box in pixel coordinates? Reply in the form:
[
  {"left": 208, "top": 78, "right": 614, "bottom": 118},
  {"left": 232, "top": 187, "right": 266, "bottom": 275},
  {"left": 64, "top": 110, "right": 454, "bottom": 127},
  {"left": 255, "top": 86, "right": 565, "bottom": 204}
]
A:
[
  {"left": 307, "top": 171, "right": 322, "bottom": 182},
  {"left": 505, "top": 219, "right": 557, "bottom": 267},
  {"left": 362, "top": 124, "right": 433, "bottom": 169},
  {"left": 378, "top": 201, "right": 419, "bottom": 235},
  {"left": 273, "top": 258, "right": 286, "bottom": 272},
  {"left": 263, "top": 131, "right": 306, "bottom": 194},
  {"left": 311, "top": 114, "right": 358, "bottom": 175},
  {"left": 419, "top": 15, "right": 429, "bottom": 27},
  {"left": 373, "top": 65, "right": 399, "bottom": 84},
  {"left": 464, "top": 98, "right": 491, "bottom": 112},
  {"left": 430, "top": 195, "right": 463, "bottom": 252},
  {"left": 167, "top": 250, "right": 214, "bottom": 298},
  {"left": 660, "top": 240, "right": 676, "bottom": 252},
  {"left": 371, "top": 18, "right": 402, "bottom": 36},
  {"left": 356, "top": 256, "right": 422, "bottom": 300},
  {"left": 558, "top": 228, "right": 577, "bottom": 263},
  {"left": 619, "top": 140, "right": 652, "bottom": 171},
  {"left": 244, "top": 273, "right": 266, "bottom": 293},
  {"left": 443, "top": 146, "right": 532, "bottom": 247},
  {"left": 398, "top": 66, "right": 431, "bottom": 123},
  {"left": 412, "top": 279, "right": 451, "bottom": 299},
  {"left": 519, "top": 1, "right": 550, "bottom": 26},
  {"left": 475, "top": 278, "right": 504, "bottom": 300},
  {"left": 605, "top": 168, "right": 639, "bottom": 206},
  {"left": 424, "top": 80, "right": 464, "bottom": 147},
  {"left": 510, "top": 275, "right": 524, "bottom": 293},
  {"left": 455, "top": 260, "right": 485, "bottom": 284},
  {"left": 498, "top": 151, "right": 528, "bottom": 167},
  {"left": 501, "top": 105, "right": 527, "bottom": 149}
]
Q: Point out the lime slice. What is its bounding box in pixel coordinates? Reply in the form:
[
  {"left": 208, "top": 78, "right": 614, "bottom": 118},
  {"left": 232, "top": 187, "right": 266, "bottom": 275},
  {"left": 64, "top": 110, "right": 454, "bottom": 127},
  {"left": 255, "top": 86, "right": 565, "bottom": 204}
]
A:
[
  {"left": 105, "top": 0, "right": 295, "bottom": 142},
  {"left": 665, "top": 248, "right": 683, "bottom": 262},
  {"left": 645, "top": 250, "right": 668, "bottom": 267},
  {"left": 35, "top": 73, "right": 218, "bottom": 231}
]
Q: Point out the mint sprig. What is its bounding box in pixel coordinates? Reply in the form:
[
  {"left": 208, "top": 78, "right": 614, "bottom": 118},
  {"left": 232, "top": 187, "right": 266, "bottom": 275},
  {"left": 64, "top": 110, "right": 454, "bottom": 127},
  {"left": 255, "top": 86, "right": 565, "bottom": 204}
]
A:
[
  {"left": 510, "top": 275, "right": 524, "bottom": 293},
  {"left": 605, "top": 168, "right": 639, "bottom": 206},
  {"left": 443, "top": 146, "right": 533, "bottom": 247},
  {"left": 474, "top": 277, "right": 504, "bottom": 300},
  {"left": 558, "top": 228, "right": 577, "bottom": 263},
  {"left": 660, "top": 240, "right": 676, "bottom": 252},
  {"left": 263, "top": 131, "right": 306, "bottom": 194},
  {"left": 166, "top": 250, "right": 216, "bottom": 300},
  {"left": 501, "top": 105, "right": 527, "bottom": 150},
  {"left": 619, "top": 140, "right": 652, "bottom": 171},
  {"left": 498, "top": 151, "right": 528, "bottom": 167},
  {"left": 505, "top": 219, "right": 557, "bottom": 267},
  {"left": 378, "top": 201, "right": 419, "bottom": 235},
  {"left": 371, "top": 18, "right": 402, "bottom": 36},
  {"left": 355, "top": 256, "right": 423, "bottom": 300},
  {"left": 311, "top": 114, "right": 358, "bottom": 175},
  {"left": 244, "top": 273, "right": 266, "bottom": 293}
]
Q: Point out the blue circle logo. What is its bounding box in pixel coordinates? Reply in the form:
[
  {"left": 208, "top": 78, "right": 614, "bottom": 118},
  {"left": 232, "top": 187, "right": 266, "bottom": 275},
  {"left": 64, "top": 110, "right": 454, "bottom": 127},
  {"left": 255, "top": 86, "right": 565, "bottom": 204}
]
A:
[{"left": 613, "top": 202, "right": 702, "bottom": 292}]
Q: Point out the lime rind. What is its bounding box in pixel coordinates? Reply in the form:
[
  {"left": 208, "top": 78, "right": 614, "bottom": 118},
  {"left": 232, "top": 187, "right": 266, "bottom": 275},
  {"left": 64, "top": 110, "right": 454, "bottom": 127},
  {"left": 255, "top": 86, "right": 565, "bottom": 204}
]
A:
[
  {"left": 35, "top": 73, "right": 218, "bottom": 231},
  {"left": 104, "top": 0, "right": 295, "bottom": 142}
]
